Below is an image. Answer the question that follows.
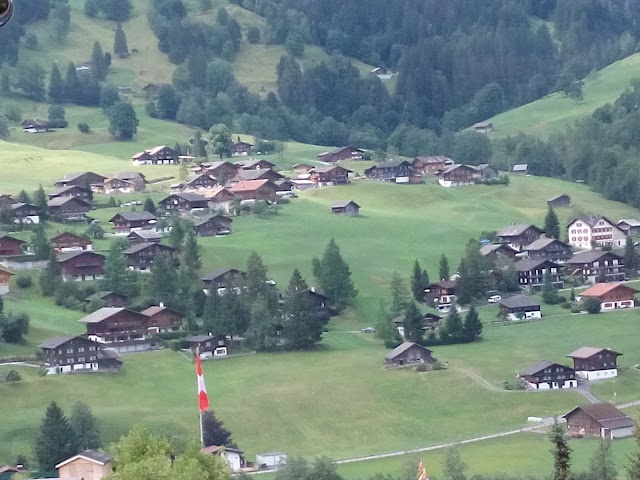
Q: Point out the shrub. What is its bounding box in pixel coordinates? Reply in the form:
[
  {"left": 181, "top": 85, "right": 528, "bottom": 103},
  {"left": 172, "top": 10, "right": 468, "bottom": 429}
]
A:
[
  {"left": 560, "top": 301, "right": 572, "bottom": 310},
  {"left": 77, "top": 122, "right": 91, "bottom": 133},
  {"left": 570, "top": 304, "right": 583, "bottom": 314},
  {"left": 168, "top": 339, "right": 190, "bottom": 351},
  {"left": 5, "top": 369, "right": 21, "bottom": 383},
  {"left": 503, "top": 378, "right": 525, "bottom": 390},
  {"left": 247, "top": 26, "right": 260, "bottom": 44},
  {"left": 3, "top": 104, "right": 22, "bottom": 122},
  {"left": 432, "top": 361, "right": 448, "bottom": 370},
  {"left": 15, "top": 274, "right": 32, "bottom": 289},
  {"left": 415, "top": 363, "right": 429, "bottom": 372},
  {"left": 48, "top": 118, "right": 68, "bottom": 129},
  {"left": 582, "top": 296, "right": 601, "bottom": 314}
]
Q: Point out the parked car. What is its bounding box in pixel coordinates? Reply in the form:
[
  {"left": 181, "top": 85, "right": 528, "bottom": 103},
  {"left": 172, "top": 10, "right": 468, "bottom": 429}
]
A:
[
  {"left": 487, "top": 295, "right": 502, "bottom": 303},
  {"left": 361, "top": 327, "right": 376, "bottom": 334}
]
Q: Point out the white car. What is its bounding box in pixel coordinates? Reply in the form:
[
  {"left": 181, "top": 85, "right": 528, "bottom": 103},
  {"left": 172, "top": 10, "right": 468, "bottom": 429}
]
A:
[{"left": 487, "top": 295, "right": 502, "bottom": 303}]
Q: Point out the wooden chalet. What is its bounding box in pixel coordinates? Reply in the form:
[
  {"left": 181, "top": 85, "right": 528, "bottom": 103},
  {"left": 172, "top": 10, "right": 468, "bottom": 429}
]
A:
[
  {"left": 204, "top": 161, "right": 239, "bottom": 181},
  {"left": 202, "top": 187, "right": 238, "bottom": 213},
  {"left": 474, "top": 164, "right": 499, "bottom": 180},
  {"left": 132, "top": 145, "right": 179, "bottom": 165},
  {"left": 479, "top": 243, "right": 518, "bottom": 259},
  {"left": 520, "top": 360, "right": 577, "bottom": 390},
  {"left": 317, "top": 146, "right": 364, "bottom": 163},
  {"left": 498, "top": 294, "right": 541, "bottom": 321},
  {"left": 183, "top": 174, "right": 217, "bottom": 191},
  {"left": 141, "top": 82, "right": 166, "bottom": 95},
  {"left": 79, "top": 307, "right": 153, "bottom": 353},
  {"left": 127, "top": 229, "right": 163, "bottom": 245},
  {"left": 22, "top": 118, "right": 49, "bottom": 133},
  {"left": 228, "top": 180, "right": 278, "bottom": 201},
  {"left": 308, "top": 165, "right": 352, "bottom": 186},
  {"left": 53, "top": 172, "right": 106, "bottom": 190},
  {"left": 565, "top": 250, "right": 624, "bottom": 283},
  {"left": 102, "top": 177, "right": 137, "bottom": 194},
  {"left": 413, "top": 156, "right": 453, "bottom": 176},
  {"left": 111, "top": 172, "right": 146, "bottom": 192},
  {"left": 292, "top": 163, "right": 314, "bottom": 174},
  {"left": 188, "top": 335, "right": 229, "bottom": 358},
  {"left": 522, "top": 238, "right": 572, "bottom": 263},
  {"left": 201, "top": 268, "right": 246, "bottom": 295},
  {"left": 384, "top": 342, "right": 436, "bottom": 368},
  {"left": 142, "top": 304, "right": 183, "bottom": 333},
  {"left": 231, "top": 141, "right": 253, "bottom": 156},
  {"left": 85, "top": 291, "right": 128, "bottom": 308},
  {"left": 331, "top": 200, "right": 360, "bottom": 216},
  {"left": 275, "top": 179, "right": 294, "bottom": 191},
  {"left": 0, "top": 233, "right": 26, "bottom": 256},
  {"left": 11, "top": 203, "right": 39, "bottom": 221},
  {"left": 567, "top": 347, "right": 623, "bottom": 381},
  {"left": 51, "top": 232, "right": 93, "bottom": 252},
  {"left": 514, "top": 259, "right": 563, "bottom": 292},
  {"left": 617, "top": 218, "right": 640, "bottom": 237},
  {"left": 279, "top": 288, "right": 332, "bottom": 323},
  {"left": 426, "top": 280, "right": 456, "bottom": 305},
  {"left": 437, "top": 164, "right": 477, "bottom": 187},
  {"left": 497, "top": 224, "right": 544, "bottom": 252},
  {"left": 564, "top": 403, "right": 634, "bottom": 439},
  {"left": 473, "top": 121, "right": 493, "bottom": 133},
  {"left": 0, "top": 266, "right": 15, "bottom": 295},
  {"left": 57, "top": 250, "right": 106, "bottom": 281},
  {"left": 122, "top": 243, "right": 177, "bottom": 272},
  {"left": 393, "top": 312, "right": 442, "bottom": 337},
  {"left": 233, "top": 169, "right": 284, "bottom": 184},
  {"left": 109, "top": 211, "right": 157, "bottom": 234},
  {"left": 364, "top": 160, "right": 414, "bottom": 181},
  {"left": 577, "top": 283, "right": 637, "bottom": 310},
  {"left": 512, "top": 163, "right": 528, "bottom": 175},
  {"left": 38, "top": 336, "right": 122, "bottom": 374},
  {"left": 159, "top": 193, "right": 209, "bottom": 213},
  {"left": 47, "top": 197, "right": 91, "bottom": 221},
  {"left": 194, "top": 215, "right": 232, "bottom": 237},
  {"left": 47, "top": 184, "right": 93, "bottom": 202},
  {"left": 235, "top": 158, "right": 275, "bottom": 171},
  {"left": 548, "top": 194, "right": 571, "bottom": 209},
  {"left": 55, "top": 450, "right": 114, "bottom": 479}
]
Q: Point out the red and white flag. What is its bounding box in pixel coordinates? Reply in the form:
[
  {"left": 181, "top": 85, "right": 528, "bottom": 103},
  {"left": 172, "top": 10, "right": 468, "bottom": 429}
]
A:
[
  {"left": 417, "top": 459, "right": 428, "bottom": 480},
  {"left": 195, "top": 352, "right": 209, "bottom": 412}
]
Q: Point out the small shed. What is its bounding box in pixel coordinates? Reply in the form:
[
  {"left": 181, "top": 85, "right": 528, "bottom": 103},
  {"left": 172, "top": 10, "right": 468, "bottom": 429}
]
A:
[
  {"left": 547, "top": 194, "right": 571, "bottom": 209},
  {"left": 188, "top": 334, "right": 229, "bottom": 358},
  {"left": 564, "top": 403, "right": 634, "bottom": 439},
  {"left": 512, "top": 164, "right": 528, "bottom": 175},
  {"left": 256, "top": 452, "right": 287, "bottom": 468},
  {"left": 384, "top": 342, "right": 435, "bottom": 368},
  {"left": 498, "top": 295, "right": 541, "bottom": 321},
  {"left": 331, "top": 200, "right": 360, "bottom": 216},
  {"left": 473, "top": 121, "right": 493, "bottom": 134}
]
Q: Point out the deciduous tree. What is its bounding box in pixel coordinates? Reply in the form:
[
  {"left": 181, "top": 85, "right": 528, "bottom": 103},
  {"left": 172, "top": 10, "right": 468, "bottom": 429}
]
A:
[
  {"left": 626, "top": 422, "right": 640, "bottom": 480},
  {"left": 108, "top": 101, "right": 139, "bottom": 140},
  {"left": 206, "top": 123, "right": 233, "bottom": 160}
]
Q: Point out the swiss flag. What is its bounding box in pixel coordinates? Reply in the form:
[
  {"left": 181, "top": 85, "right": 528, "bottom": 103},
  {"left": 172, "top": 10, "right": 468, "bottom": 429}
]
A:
[{"left": 195, "top": 352, "right": 209, "bottom": 412}]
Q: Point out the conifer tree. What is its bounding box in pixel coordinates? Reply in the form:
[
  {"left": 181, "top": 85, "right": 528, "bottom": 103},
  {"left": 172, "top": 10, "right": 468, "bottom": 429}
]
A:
[
  {"left": 64, "top": 62, "right": 81, "bottom": 103},
  {"left": 33, "top": 185, "right": 48, "bottom": 213},
  {"left": 142, "top": 197, "right": 156, "bottom": 215},
  {"left": 283, "top": 268, "right": 322, "bottom": 350},
  {"left": 402, "top": 301, "right": 423, "bottom": 343},
  {"left": 70, "top": 401, "right": 101, "bottom": 450},
  {"left": 626, "top": 422, "right": 640, "bottom": 480},
  {"left": 462, "top": 306, "right": 483, "bottom": 342},
  {"left": 440, "top": 308, "right": 464, "bottom": 343},
  {"left": 40, "top": 249, "right": 62, "bottom": 296},
  {"left": 542, "top": 270, "right": 560, "bottom": 304},
  {"left": 201, "top": 410, "right": 236, "bottom": 448},
  {"left": 544, "top": 206, "right": 560, "bottom": 239},
  {"left": 90, "top": 41, "right": 108, "bottom": 81},
  {"left": 312, "top": 238, "right": 357, "bottom": 310},
  {"left": 389, "top": 272, "right": 409, "bottom": 319},
  {"left": 148, "top": 253, "right": 178, "bottom": 306},
  {"left": 17, "top": 190, "right": 31, "bottom": 204},
  {"left": 48, "top": 63, "right": 65, "bottom": 103},
  {"left": 182, "top": 230, "right": 202, "bottom": 275},
  {"left": 439, "top": 253, "right": 450, "bottom": 281},
  {"left": 31, "top": 223, "right": 51, "bottom": 260},
  {"left": 549, "top": 420, "right": 572, "bottom": 480},
  {"left": 113, "top": 24, "right": 129, "bottom": 58},
  {"left": 375, "top": 299, "right": 401, "bottom": 348},
  {"left": 588, "top": 440, "right": 616, "bottom": 480},
  {"left": 244, "top": 294, "right": 278, "bottom": 351},
  {"left": 624, "top": 236, "right": 638, "bottom": 278},
  {"left": 35, "top": 402, "right": 78, "bottom": 472},
  {"left": 103, "top": 242, "right": 137, "bottom": 297},
  {"left": 245, "top": 251, "right": 271, "bottom": 304},
  {"left": 168, "top": 217, "right": 186, "bottom": 250},
  {"left": 410, "top": 259, "right": 428, "bottom": 302}
]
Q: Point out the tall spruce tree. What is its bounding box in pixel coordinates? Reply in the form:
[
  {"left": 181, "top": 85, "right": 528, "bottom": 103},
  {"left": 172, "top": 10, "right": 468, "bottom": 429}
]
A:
[
  {"left": 312, "top": 238, "right": 357, "bottom": 310},
  {"left": 90, "top": 41, "right": 108, "bottom": 80},
  {"left": 627, "top": 422, "right": 640, "bottom": 480},
  {"left": 542, "top": 270, "right": 560, "bottom": 304},
  {"left": 201, "top": 410, "right": 235, "bottom": 448},
  {"left": 40, "top": 249, "right": 62, "bottom": 296},
  {"left": 64, "top": 62, "right": 81, "bottom": 103},
  {"left": 588, "top": 440, "right": 617, "bottom": 480},
  {"left": 168, "top": 217, "right": 186, "bottom": 250},
  {"left": 283, "top": 269, "right": 322, "bottom": 350},
  {"left": 182, "top": 230, "right": 202, "bottom": 275},
  {"left": 113, "top": 23, "right": 129, "bottom": 57},
  {"left": 439, "top": 253, "right": 450, "bottom": 281},
  {"left": 410, "top": 259, "right": 428, "bottom": 302},
  {"left": 389, "top": 272, "right": 409, "bottom": 319},
  {"left": 245, "top": 251, "right": 274, "bottom": 306},
  {"left": 33, "top": 185, "right": 48, "bottom": 214},
  {"left": 375, "top": 299, "right": 401, "bottom": 348},
  {"left": 70, "top": 401, "right": 101, "bottom": 450},
  {"left": 462, "top": 306, "right": 482, "bottom": 342},
  {"left": 440, "top": 308, "right": 464, "bottom": 343},
  {"left": 31, "top": 224, "right": 51, "bottom": 260},
  {"left": 35, "top": 402, "right": 78, "bottom": 472},
  {"left": 402, "top": 301, "right": 423, "bottom": 343},
  {"left": 48, "top": 63, "right": 65, "bottom": 103},
  {"left": 244, "top": 294, "right": 278, "bottom": 351},
  {"left": 550, "top": 420, "right": 572, "bottom": 480},
  {"left": 17, "top": 190, "right": 31, "bottom": 204},
  {"left": 148, "top": 253, "right": 178, "bottom": 306},
  {"left": 544, "top": 206, "right": 560, "bottom": 239},
  {"left": 142, "top": 197, "right": 156, "bottom": 215},
  {"left": 103, "top": 242, "right": 136, "bottom": 296}
]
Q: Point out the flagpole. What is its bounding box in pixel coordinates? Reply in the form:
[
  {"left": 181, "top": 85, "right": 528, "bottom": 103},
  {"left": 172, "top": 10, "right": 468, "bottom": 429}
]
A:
[{"left": 200, "top": 408, "right": 204, "bottom": 447}]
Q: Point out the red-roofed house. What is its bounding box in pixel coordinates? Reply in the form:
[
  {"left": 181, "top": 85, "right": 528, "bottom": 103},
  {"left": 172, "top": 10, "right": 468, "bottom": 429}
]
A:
[
  {"left": 577, "top": 283, "right": 638, "bottom": 310},
  {"left": 228, "top": 180, "right": 278, "bottom": 201},
  {"left": 142, "top": 304, "right": 183, "bottom": 333}
]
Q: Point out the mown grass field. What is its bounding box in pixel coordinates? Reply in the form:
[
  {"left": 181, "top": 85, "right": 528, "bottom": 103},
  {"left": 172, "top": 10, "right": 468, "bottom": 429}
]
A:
[{"left": 486, "top": 52, "right": 640, "bottom": 138}]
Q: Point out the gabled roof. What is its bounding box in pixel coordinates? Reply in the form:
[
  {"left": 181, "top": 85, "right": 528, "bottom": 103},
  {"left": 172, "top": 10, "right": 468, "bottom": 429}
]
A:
[
  {"left": 142, "top": 305, "right": 183, "bottom": 317},
  {"left": 579, "top": 282, "right": 638, "bottom": 298},
  {"left": 202, "top": 186, "right": 237, "bottom": 200},
  {"left": 161, "top": 192, "right": 208, "bottom": 203},
  {"left": 414, "top": 155, "right": 452, "bottom": 164},
  {"left": 548, "top": 194, "right": 570, "bottom": 202},
  {"left": 48, "top": 196, "right": 91, "bottom": 207},
  {"left": 85, "top": 291, "right": 127, "bottom": 302},
  {"left": 10, "top": 202, "right": 37, "bottom": 211},
  {"left": 115, "top": 171, "right": 146, "bottom": 181},
  {"left": 618, "top": 218, "right": 640, "bottom": 227},
  {"left": 563, "top": 403, "right": 633, "bottom": 429},
  {"left": 320, "top": 146, "right": 363, "bottom": 156},
  {"left": 567, "top": 347, "right": 622, "bottom": 359},
  {"left": 498, "top": 294, "right": 541, "bottom": 309},
  {"left": 228, "top": 179, "right": 274, "bottom": 192},
  {"left": 55, "top": 172, "right": 106, "bottom": 183},
  {"left": 129, "top": 229, "right": 163, "bottom": 240},
  {"left": 365, "top": 160, "right": 412, "bottom": 169},
  {"left": 57, "top": 250, "right": 104, "bottom": 263},
  {"left": 205, "top": 161, "right": 237, "bottom": 170},
  {"left": 440, "top": 163, "right": 476, "bottom": 175},
  {"left": 384, "top": 341, "right": 431, "bottom": 360},
  {"left": 201, "top": 267, "right": 244, "bottom": 282},
  {"left": 188, "top": 334, "right": 216, "bottom": 343},
  {"left": 109, "top": 211, "right": 157, "bottom": 222},
  {"left": 55, "top": 450, "right": 113, "bottom": 469},
  {"left": 476, "top": 163, "right": 496, "bottom": 171},
  {"left": 512, "top": 164, "right": 528, "bottom": 171},
  {"left": 79, "top": 307, "right": 141, "bottom": 324},
  {"left": 498, "top": 224, "right": 542, "bottom": 237},
  {"left": 521, "top": 360, "right": 570, "bottom": 376},
  {"left": 185, "top": 173, "right": 216, "bottom": 184},
  {"left": 0, "top": 233, "right": 26, "bottom": 244},
  {"left": 566, "top": 250, "right": 622, "bottom": 264},
  {"left": 430, "top": 280, "right": 456, "bottom": 289},
  {"left": 309, "top": 165, "right": 353, "bottom": 173},
  {"left": 147, "top": 145, "right": 170, "bottom": 155},
  {"left": 474, "top": 121, "right": 493, "bottom": 128},
  {"left": 514, "top": 259, "right": 559, "bottom": 272},
  {"left": 479, "top": 243, "right": 517, "bottom": 256},
  {"left": 236, "top": 169, "right": 284, "bottom": 181},
  {"left": 194, "top": 215, "right": 232, "bottom": 227},
  {"left": 122, "top": 242, "right": 175, "bottom": 255},
  {"left": 569, "top": 215, "right": 620, "bottom": 229},
  {"left": 331, "top": 200, "right": 360, "bottom": 209},
  {"left": 38, "top": 335, "right": 77, "bottom": 349},
  {"left": 523, "top": 238, "right": 571, "bottom": 251},
  {"left": 236, "top": 159, "right": 274, "bottom": 169},
  {"left": 48, "top": 185, "right": 90, "bottom": 196},
  {"left": 51, "top": 231, "right": 90, "bottom": 242}
]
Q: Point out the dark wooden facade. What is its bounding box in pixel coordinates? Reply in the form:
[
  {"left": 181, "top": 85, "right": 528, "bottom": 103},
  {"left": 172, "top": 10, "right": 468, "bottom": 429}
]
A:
[
  {"left": 523, "top": 238, "right": 573, "bottom": 263},
  {"left": 142, "top": 305, "right": 183, "bottom": 333},
  {"left": 57, "top": 251, "right": 106, "bottom": 281},
  {"left": 520, "top": 360, "right": 576, "bottom": 389},
  {"left": 122, "top": 243, "right": 177, "bottom": 272},
  {"left": 413, "top": 156, "right": 451, "bottom": 176},
  {"left": 0, "top": 234, "right": 26, "bottom": 256},
  {"left": 364, "top": 160, "right": 413, "bottom": 180},
  {"left": 54, "top": 172, "right": 107, "bottom": 189},
  {"left": 184, "top": 174, "right": 218, "bottom": 190},
  {"left": 228, "top": 180, "right": 278, "bottom": 201},
  {"left": 80, "top": 308, "right": 151, "bottom": 349},
  {"left": 194, "top": 215, "right": 232, "bottom": 237},
  {"left": 438, "top": 164, "right": 477, "bottom": 186},
  {"left": 497, "top": 224, "right": 544, "bottom": 251},
  {"left": 188, "top": 335, "right": 229, "bottom": 355},
  {"left": 38, "top": 335, "right": 121, "bottom": 373},
  {"left": 564, "top": 404, "right": 634, "bottom": 439},
  {"left": 232, "top": 141, "right": 253, "bottom": 156},
  {"left": 51, "top": 232, "right": 92, "bottom": 252},
  {"left": 565, "top": 251, "right": 624, "bottom": 283},
  {"left": 384, "top": 342, "right": 435, "bottom": 367},
  {"left": 48, "top": 197, "right": 91, "bottom": 220},
  {"left": 127, "top": 230, "right": 163, "bottom": 245},
  {"left": 567, "top": 347, "right": 622, "bottom": 373},
  {"left": 85, "top": 291, "right": 128, "bottom": 308},
  {"left": 317, "top": 146, "right": 364, "bottom": 163},
  {"left": 204, "top": 161, "right": 240, "bottom": 181},
  {"left": 11, "top": 203, "right": 39, "bottom": 219},
  {"left": 159, "top": 193, "right": 209, "bottom": 213},
  {"left": 514, "top": 259, "right": 563, "bottom": 292},
  {"left": 132, "top": 145, "right": 179, "bottom": 165},
  {"left": 109, "top": 212, "right": 157, "bottom": 234},
  {"left": 548, "top": 194, "right": 571, "bottom": 209},
  {"left": 308, "top": 166, "right": 352, "bottom": 185},
  {"left": 201, "top": 268, "right": 246, "bottom": 295},
  {"left": 48, "top": 185, "right": 93, "bottom": 202}
]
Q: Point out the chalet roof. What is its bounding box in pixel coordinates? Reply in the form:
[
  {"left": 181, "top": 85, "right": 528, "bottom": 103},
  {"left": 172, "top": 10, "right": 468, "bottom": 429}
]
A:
[
  {"left": 55, "top": 450, "right": 113, "bottom": 469},
  {"left": 292, "top": 163, "right": 314, "bottom": 169},
  {"left": 147, "top": 145, "right": 169, "bottom": 155},
  {"left": 48, "top": 185, "right": 90, "bottom": 196},
  {"left": 563, "top": 403, "right": 633, "bottom": 429},
  {"left": 205, "top": 161, "right": 237, "bottom": 170},
  {"left": 476, "top": 163, "right": 495, "bottom": 171},
  {"left": 123, "top": 242, "right": 175, "bottom": 255},
  {"left": 384, "top": 341, "right": 431, "bottom": 360},
  {"left": 202, "top": 445, "right": 245, "bottom": 455},
  {"left": 10, "top": 202, "right": 37, "bottom": 211},
  {"left": 236, "top": 170, "right": 283, "bottom": 181},
  {"left": 105, "top": 176, "right": 135, "bottom": 186},
  {"left": 479, "top": 243, "right": 517, "bottom": 256},
  {"left": 234, "top": 141, "right": 253, "bottom": 147},
  {"left": 115, "top": 171, "right": 145, "bottom": 181},
  {"left": 47, "top": 196, "right": 90, "bottom": 207},
  {"left": 521, "top": 360, "right": 570, "bottom": 376},
  {"left": 228, "top": 179, "right": 273, "bottom": 192},
  {"left": 0, "top": 233, "right": 25, "bottom": 243},
  {"left": 57, "top": 250, "right": 104, "bottom": 263},
  {"left": 38, "top": 335, "right": 77, "bottom": 349},
  {"left": 132, "top": 150, "right": 152, "bottom": 159},
  {"left": 498, "top": 224, "right": 542, "bottom": 237},
  {"left": 569, "top": 215, "right": 620, "bottom": 229},
  {"left": 201, "top": 267, "right": 244, "bottom": 282},
  {"left": 51, "top": 231, "right": 89, "bottom": 242},
  {"left": 498, "top": 294, "right": 540, "bottom": 309},
  {"left": 523, "top": 238, "right": 570, "bottom": 251},
  {"left": 548, "top": 194, "right": 570, "bottom": 202},
  {"left": 85, "top": 291, "right": 126, "bottom": 302},
  {"left": 474, "top": 121, "right": 493, "bottom": 128},
  {"left": 440, "top": 163, "right": 475, "bottom": 175},
  {"left": 321, "top": 146, "right": 363, "bottom": 155},
  {"left": 512, "top": 164, "right": 528, "bottom": 172},
  {"left": 331, "top": 200, "right": 360, "bottom": 209},
  {"left": 566, "top": 250, "right": 621, "bottom": 264},
  {"left": 0, "top": 265, "right": 15, "bottom": 276},
  {"left": 567, "top": 347, "right": 622, "bottom": 359},
  {"left": 188, "top": 335, "right": 216, "bottom": 343},
  {"left": 185, "top": 173, "right": 215, "bottom": 183},
  {"left": 193, "top": 215, "right": 232, "bottom": 227},
  {"left": 55, "top": 171, "right": 106, "bottom": 183},
  {"left": 579, "top": 282, "right": 638, "bottom": 298},
  {"left": 142, "top": 305, "right": 183, "bottom": 317},
  {"left": 236, "top": 159, "right": 274, "bottom": 169},
  {"left": 618, "top": 218, "right": 640, "bottom": 227},
  {"left": 162, "top": 192, "right": 209, "bottom": 203},
  {"left": 310, "top": 165, "right": 353, "bottom": 173},
  {"left": 431, "top": 280, "right": 456, "bottom": 289},
  {"left": 129, "top": 229, "right": 163, "bottom": 240},
  {"left": 79, "top": 307, "right": 137, "bottom": 324},
  {"left": 202, "top": 186, "right": 236, "bottom": 200},
  {"left": 97, "top": 348, "right": 122, "bottom": 361},
  {"left": 110, "top": 211, "right": 157, "bottom": 222},
  {"left": 513, "top": 259, "right": 558, "bottom": 272},
  {"left": 366, "top": 160, "right": 411, "bottom": 169},
  {"left": 414, "top": 155, "right": 452, "bottom": 164}
]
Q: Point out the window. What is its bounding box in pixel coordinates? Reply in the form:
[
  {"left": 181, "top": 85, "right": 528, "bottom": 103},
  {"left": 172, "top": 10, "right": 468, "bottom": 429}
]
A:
[
  {"left": 77, "top": 347, "right": 85, "bottom": 353},
  {"left": 66, "top": 348, "right": 74, "bottom": 354},
  {"left": 89, "top": 356, "right": 96, "bottom": 361},
  {"left": 78, "top": 357, "right": 85, "bottom": 362}
]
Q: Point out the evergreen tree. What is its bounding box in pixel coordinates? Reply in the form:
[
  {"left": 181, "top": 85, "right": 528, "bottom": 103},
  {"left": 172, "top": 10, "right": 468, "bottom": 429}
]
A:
[
  {"left": 113, "top": 23, "right": 129, "bottom": 58},
  {"left": 182, "top": 230, "right": 202, "bottom": 275},
  {"left": 48, "top": 63, "right": 65, "bottom": 103},
  {"left": 108, "top": 101, "right": 139, "bottom": 140},
  {"left": 90, "top": 41, "right": 108, "bottom": 80},
  {"left": 455, "top": 259, "right": 471, "bottom": 305},
  {"left": 69, "top": 401, "right": 101, "bottom": 450},
  {"left": 442, "top": 446, "right": 468, "bottom": 480},
  {"left": 102, "top": 242, "right": 137, "bottom": 297},
  {"left": 440, "top": 309, "right": 464, "bottom": 343},
  {"left": 33, "top": 185, "right": 48, "bottom": 213},
  {"left": 544, "top": 207, "right": 560, "bottom": 239},
  {"left": 402, "top": 301, "right": 423, "bottom": 343},
  {"left": 143, "top": 197, "right": 156, "bottom": 215},
  {"left": 588, "top": 440, "right": 616, "bottom": 480},
  {"left": 389, "top": 272, "right": 409, "bottom": 319},
  {"left": 626, "top": 422, "right": 640, "bottom": 480},
  {"left": 40, "top": 250, "right": 62, "bottom": 296},
  {"left": 201, "top": 410, "right": 236, "bottom": 448},
  {"left": 375, "top": 299, "right": 401, "bottom": 348},
  {"left": 245, "top": 251, "right": 277, "bottom": 311},
  {"left": 148, "top": 253, "right": 178, "bottom": 306},
  {"left": 570, "top": 287, "right": 576, "bottom": 302},
  {"left": 17, "top": 190, "right": 31, "bottom": 204},
  {"left": 178, "top": 159, "right": 189, "bottom": 183},
  {"left": 156, "top": 84, "right": 179, "bottom": 120},
  {"left": 168, "top": 217, "right": 186, "bottom": 250},
  {"left": 462, "top": 306, "right": 482, "bottom": 342},
  {"left": 496, "top": 260, "right": 520, "bottom": 293},
  {"left": 439, "top": 253, "right": 450, "bottom": 280},
  {"left": 244, "top": 294, "right": 278, "bottom": 351},
  {"left": 410, "top": 259, "right": 428, "bottom": 302},
  {"left": 312, "top": 238, "right": 357, "bottom": 310},
  {"left": 624, "top": 236, "right": 638, "bottom": 278},
  {"left": 31, "top": 223, "right": 51, "bottom": 260},
  {"left": 64, "top": 62, "right": 81, "bottom": 103},
  {"left": 102, "top": 0, "right": 132, "bottom": 22},
  {"left": 100, "top": 85, "right": 120, "bottom": 111},
  {"left": 283, "top": 269, "right": 322, "bottom": 350},
  {"left": 549, "top": 421, "right": 572, "bottom": 480},
  {"left": 187, "top": 47, "right": 208, "bottom": 89},
  {"left": 542, "top": 270, "right": 560, "bottom": 304},
  {"left": 35, "top": 402, "right": 78, "bottom": 472}
]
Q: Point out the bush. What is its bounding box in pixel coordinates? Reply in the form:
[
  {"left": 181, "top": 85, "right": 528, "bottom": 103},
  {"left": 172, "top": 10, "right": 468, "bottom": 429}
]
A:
[
  {"left": 168, "top": 339, "right": 190, "bottom": 351},
  {"left": 503, "top": 378, "right": 525, "bottom": 390},
  {"left": 560, "top": 301, "right": 572, "bottom": 310},
  {"left": 582, "top": 296, "right": 601, "bottom": 314},
  {"left": 570, "top": 304, "right": 583, "bottom": 314},
  {"left": 15, "top": 274, "right": 32, "bottom": 289},
  {"left": 415, "top": 363, "right": 429, "bottom": 372},
  {"left": 77, "top": 122, "right": 91, "bottom": 133},
  {"left": 3, "top": 104, "right": 22, "bottom": 122},
  {"left": 432, "top": 361, "right": 448, "bottom": 370}
]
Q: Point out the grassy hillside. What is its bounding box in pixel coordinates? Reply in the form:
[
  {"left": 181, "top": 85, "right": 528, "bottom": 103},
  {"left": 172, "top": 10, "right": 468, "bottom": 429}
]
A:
[{"left": 486, "top": 53, "right": 640, "bottom": 138}]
